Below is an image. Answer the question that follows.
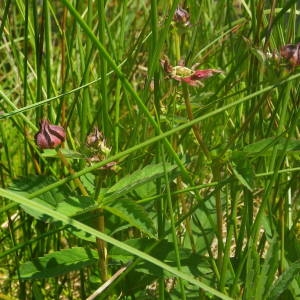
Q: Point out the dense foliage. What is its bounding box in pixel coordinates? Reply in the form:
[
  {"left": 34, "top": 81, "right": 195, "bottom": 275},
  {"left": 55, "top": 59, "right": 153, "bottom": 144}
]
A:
[{"left": 0, "top": 1, "right": 300, "bottom": 299}]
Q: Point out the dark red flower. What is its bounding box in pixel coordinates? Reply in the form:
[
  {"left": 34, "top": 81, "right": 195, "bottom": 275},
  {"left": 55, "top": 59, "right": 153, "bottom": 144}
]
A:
[
  {"left": 161, "top": 58, "right": 222, "bottom": 87},
  {"left": 173, "top": 8, "right": 191, "bottom": 27},
  {"left": 181, "top": 69, "right": 223, "bottom": 86},
  {"left": 280, "top": 43, "right": 300, "bottom": 66},
  {"left": 35, "top": 119, "right": 65, "bottom": 149}
]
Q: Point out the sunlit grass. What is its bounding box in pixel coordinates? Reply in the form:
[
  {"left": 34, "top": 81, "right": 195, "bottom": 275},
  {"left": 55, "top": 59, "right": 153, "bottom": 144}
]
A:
[{"left": 0, "top": 1, "right": 300, "bottom": 299}]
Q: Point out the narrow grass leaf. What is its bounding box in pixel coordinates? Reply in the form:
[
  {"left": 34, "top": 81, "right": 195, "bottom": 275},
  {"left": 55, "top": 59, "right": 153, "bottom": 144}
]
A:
[
  {"left": 254, "top": 236, "right": 279, "bottom": 299},
  {"left": 231, "top": 151, "right": 254, "bottom": 191},
  {"left": 41, "top": 149, "right": 84, "bottom": 159},
  {"left": 244, "top": 238, "right": 260, "bottom": 299}
]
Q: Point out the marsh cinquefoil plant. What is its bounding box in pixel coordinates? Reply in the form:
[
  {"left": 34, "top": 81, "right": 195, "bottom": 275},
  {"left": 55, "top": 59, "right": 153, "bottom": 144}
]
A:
[{"left": 0, "top": 1, "right": 300, "bottom": 299}]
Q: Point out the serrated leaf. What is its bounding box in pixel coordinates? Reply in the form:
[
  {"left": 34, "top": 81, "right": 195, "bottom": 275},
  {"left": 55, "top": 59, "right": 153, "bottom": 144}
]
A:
[
  {"left": 104, "top": 163, "right": 177, "bottom": 201},
  {"left": 9, "top": 176, "right": 68, "bottom": 205},
  {"left": 21, "top": 197, "right": 57, "bottom": 222},
  {"left": 267, "top": 260, "right": 300, "bottom": 299},
  {"left": 0, "top": 188, "right": 232, "bottom": 299},
  {"left": 80, "top": 173, "right": 96, "bottom": 194},
  {"left": 8, "top": 176, "right": 69, "bottom": 222},
  {"left": 56, "top": 196, "right": 96, "bottom": 216},
  {"left": 66, "top": 227, "right": 96, "bottom": 243},
  {"left": 19, "top": 247, "right": 98, "bottom": 279},
  {"left": 8, "top": 176, "right": 96, "bottom": 222},
  {"left": 103, "top": 199, "right": 156, "bottom": 238}
]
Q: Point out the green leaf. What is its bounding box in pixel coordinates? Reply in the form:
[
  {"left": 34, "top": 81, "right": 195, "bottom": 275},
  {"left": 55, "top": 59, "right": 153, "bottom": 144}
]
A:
[
  {"left": 244, "top": 238, "right": 260, "bottom": 299},
  {"left": 254, "top": 236, "right": 279, "bottom": 299},
  {"left": 243, "top": 137, "right": 300, "bottom": 157},
  {"left": 8, "top": 176, "right": 96, "bottom": 222},
  {"left": 0, "top": 188, "right": 233, "bottom": 300},
  {"left": 104, "top": 163, "right": 177, "bottom": 202},
  {"left": 103, "top": 198, "right": 156, "bottom": 238},
  {"left": 110, "top": 238, "right": 158, "bottom": 262},
  {"left": 110, "top": 238, "right": 210, "bottom": 278},
  {"left": 41, "top": 149, "right": 84, "bottom": 159},
  {"left": 185, "top": 196, "right": 216, "bottom": 253},
  {"left": 8, "top": 176, "right": 69, "bottom": 222},
  {"left": 133, "top": 180, "right": 157, "bottom": 199},
  {"left": 267, "top": 260, "right": 300, "bottom": 299},
  {"left": 66, "top": 227, "right": 96, "bottom": 243},
  {"left": 80, "top": 173, "right": 96, "bottom": 194},
  {"left": 230, "top": 151, "right": 254, "bottom": 191},
  {"left": 19, "top": 247, "right": 98, "bottom": 279},
  {"left": 9, "top": 176, "right": 68, "bottom": 204},
  {"left": 249, "top": 47, "right": 268, "bottom": 63},
  {"left": 32, "top": 282, "right": 44, "bottom": 299},
  {"left": 56, "top": 195, "right": 96, "bottom": 216}
]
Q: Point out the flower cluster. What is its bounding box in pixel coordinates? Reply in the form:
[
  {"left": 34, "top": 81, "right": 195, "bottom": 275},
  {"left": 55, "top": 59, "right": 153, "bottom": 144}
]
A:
[
  {"left": 86, "top": 127, "right": 111, "bottom": 156},
  {"left": 85, "top": 127, "right": 117, "bottom": 171}
]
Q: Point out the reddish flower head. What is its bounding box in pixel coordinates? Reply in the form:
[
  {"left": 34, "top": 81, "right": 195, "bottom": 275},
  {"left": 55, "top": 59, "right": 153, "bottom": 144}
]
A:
[
  {"left": 161, "top": 58, "right": 222, "bottom": 87},
  {"left": 173, "top": 8, "right": 191, "bottom": 27},
  {"left": 280, "top": 43, "right": 300, "bottom": 66}
]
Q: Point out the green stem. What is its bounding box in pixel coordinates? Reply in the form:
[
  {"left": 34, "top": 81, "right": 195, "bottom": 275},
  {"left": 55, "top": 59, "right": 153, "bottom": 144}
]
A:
[
  {"left": 182, "top": 83, "right": 211, "bottom": 160},
  {"left": 97, "top": 0, "right": 109, "bottom": 136},
  {"left": 212, "top": 162, "right": 224, "bottom": 272},
  {"left": 162, "top": 147, "right": 186, "bottom": 300}
]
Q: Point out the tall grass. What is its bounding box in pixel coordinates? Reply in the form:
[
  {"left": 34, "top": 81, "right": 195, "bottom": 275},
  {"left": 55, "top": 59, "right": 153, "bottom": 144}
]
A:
[{"left": 0, "top": 0, "right": 300, "bottom": 299}]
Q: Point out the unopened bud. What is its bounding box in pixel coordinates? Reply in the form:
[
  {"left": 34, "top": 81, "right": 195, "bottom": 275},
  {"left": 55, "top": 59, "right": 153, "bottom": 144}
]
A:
[
  {"left": 35, "top": 119, "right": 65, "bottom": 149},
  {"left": 86, "top": 127, "right": 103, "bottom": 146},
  {"left": 173, "top": 8, "right": 191, "bottom": 27},
  {"left": 280, "top": 43, "right": 300, "bottom": 66}
]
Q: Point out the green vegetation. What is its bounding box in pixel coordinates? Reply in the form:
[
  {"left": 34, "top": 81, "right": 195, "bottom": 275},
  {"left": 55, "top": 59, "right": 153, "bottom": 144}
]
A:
[{"left": 0, "top": 1, "right": 300, "bottom": 299}]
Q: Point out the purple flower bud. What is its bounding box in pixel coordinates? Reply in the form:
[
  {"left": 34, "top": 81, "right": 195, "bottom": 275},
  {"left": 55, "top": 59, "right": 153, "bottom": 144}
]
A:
[
  {"left": 35, "top": 119, "right": 65, "bottom": 149},
  {"left": 86, "top": 126, "right": 103, "bottom": 146},
  {"left": 173, "top": 8, "right": 191, "bottom": 27},
  {"left": 280, "top": 43, "right": 300, "bottom": 66}
]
